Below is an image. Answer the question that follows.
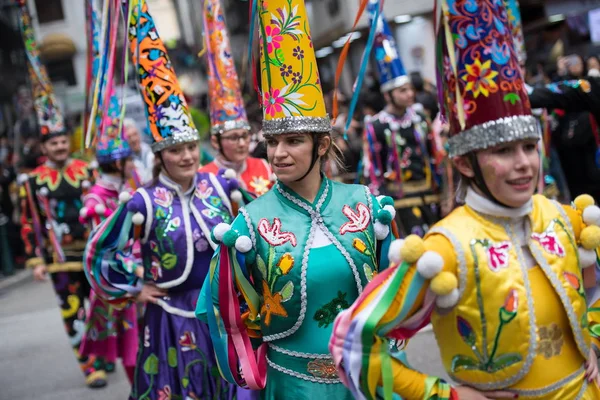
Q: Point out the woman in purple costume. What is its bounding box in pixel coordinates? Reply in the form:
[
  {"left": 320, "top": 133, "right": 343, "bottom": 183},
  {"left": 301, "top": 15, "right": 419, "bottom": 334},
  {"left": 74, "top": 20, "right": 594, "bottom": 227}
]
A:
[{"left": 84, "top": 1, "right": 256, "bottom": 398}]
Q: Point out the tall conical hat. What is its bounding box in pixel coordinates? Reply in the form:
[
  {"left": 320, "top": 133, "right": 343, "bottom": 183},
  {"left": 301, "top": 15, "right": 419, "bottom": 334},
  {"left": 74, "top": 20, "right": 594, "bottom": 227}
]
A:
[
  {"left": 18, "top": 0, "right": 66, "bottom": 141},
  {"left": 87, "top": 0, "right": 131, "bottom": 164},
  {"left": 256, "top": 0, "right": 330, "bottom": 135},
  {"left": 367, "top": 0, "right": 410, "bottom": 92},
  {"left": 125, "top": 0, "right": 198, "bottom": 152},
  {"left": 436, "top": 0, "right": 538, "bottom": 158},
  {"left": 204, "top": 0, "right": 250, "bottom": 135}
]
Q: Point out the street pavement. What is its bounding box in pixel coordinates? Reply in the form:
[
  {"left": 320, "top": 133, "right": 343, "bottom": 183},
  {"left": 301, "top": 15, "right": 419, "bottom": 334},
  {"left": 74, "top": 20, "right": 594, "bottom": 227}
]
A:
[{"left": 0, "top": 277, "right": 448, "bottom": 400}]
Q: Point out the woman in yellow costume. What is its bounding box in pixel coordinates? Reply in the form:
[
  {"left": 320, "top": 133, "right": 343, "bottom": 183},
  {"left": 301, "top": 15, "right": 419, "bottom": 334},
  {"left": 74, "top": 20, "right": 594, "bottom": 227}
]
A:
[{"left": 329, "top": 0, "right": 600, "bottom": 398}]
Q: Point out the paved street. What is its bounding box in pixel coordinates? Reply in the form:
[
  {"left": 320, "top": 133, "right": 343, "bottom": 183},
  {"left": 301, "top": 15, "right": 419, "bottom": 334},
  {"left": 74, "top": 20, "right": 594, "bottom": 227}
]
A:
[{"left": 0, "top": 276, "right": 448, "bottom": 400}]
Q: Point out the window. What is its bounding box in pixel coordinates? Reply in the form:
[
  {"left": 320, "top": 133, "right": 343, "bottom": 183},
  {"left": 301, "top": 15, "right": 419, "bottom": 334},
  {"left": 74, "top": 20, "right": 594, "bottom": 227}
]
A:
[
  {"left": 45, "top": 58, "right": 76, "bottom": 86},
  {"left": 34, "top": 0, "right": 64, "bottom": 24}
]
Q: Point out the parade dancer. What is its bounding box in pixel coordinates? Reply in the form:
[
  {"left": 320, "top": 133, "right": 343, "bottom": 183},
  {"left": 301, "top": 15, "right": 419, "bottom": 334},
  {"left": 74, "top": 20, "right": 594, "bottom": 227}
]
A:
[
  {"left": 196, "top": 0, "right": 395, "bottom": 397},
  {"left": 16, "top": 0, "right": 106, "bottom": 389},
  {"left": 84, "top": 1, "right": 253, "bottom": 398},
  {"left": 360, "top": 0, "right": 443, "bottom": 237},
  {"left": 198, "top": 0, "right": 273, "bottom": 199},
  {"left": 78, "top": 9, "right": 139, "bottom": 379},
  {"left": 330, "top": 1, "right": 600, "bottom": 398}
]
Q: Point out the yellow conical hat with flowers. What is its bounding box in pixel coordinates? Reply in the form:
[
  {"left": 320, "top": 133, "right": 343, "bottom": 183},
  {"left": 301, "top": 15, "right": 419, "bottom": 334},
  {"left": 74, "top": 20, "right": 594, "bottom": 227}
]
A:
[{"left": 257, "top": 0, "right": 330, "bottom": 135}]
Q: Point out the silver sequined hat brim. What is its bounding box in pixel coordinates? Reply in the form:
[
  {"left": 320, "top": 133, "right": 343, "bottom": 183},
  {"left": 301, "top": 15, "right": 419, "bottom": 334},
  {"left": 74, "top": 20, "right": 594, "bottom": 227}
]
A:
[
  {"left": 263, "top": 116, "right": 331, "bottom": 135},
  {"left": 447, "top": 115, "right": 539, "bottom": 158},
  {"left": 211, "top": 120, "right": 251, "bottom": 136},
  {"left": 380, "top": 76, "right": 411, "bottom": 93},
  {"left": 151, "top": 130, "right": 200, "bottom": 153}
]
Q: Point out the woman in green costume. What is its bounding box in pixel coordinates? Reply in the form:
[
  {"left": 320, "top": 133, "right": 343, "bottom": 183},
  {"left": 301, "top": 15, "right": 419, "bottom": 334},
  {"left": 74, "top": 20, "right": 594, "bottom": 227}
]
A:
[{"left": 195, "top": 1, "right": 396, "bottom": 398}]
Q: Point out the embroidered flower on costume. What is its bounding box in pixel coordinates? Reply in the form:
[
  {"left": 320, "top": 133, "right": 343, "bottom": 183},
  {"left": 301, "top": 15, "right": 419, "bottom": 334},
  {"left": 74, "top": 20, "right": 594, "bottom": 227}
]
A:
[
  {"left": 258, "top": 217, "right": 297, "bottom": 246},
  {"left": 339, "top": 203, "right": 370, "bottom": 234},
  {"left": 158, "top": 385, "right": 172, "bottom": 400},
  {"left": 291, "top": 72, "right": 302, "bottom": 85},
  {"left": 276, "top": 253, "right": 294, "bottom": 275},
  {"left": 462, "top": 58, "right": 499, "bottom": 98},
  {"left": 249, "top": 176, "right": 271, "bottom": 196},
  {"left": 485, "top": 241, "right": 511, "bottom": 272},
  {"left": 192, "top": 228, "right": 209, "bottom": 252},
  {"left": 537, "top": 323, "right": 564, "bottom": 359},
  {"left": 499, "top": 289, "right": 518, "bottom": 324},
  {"left": 150, "top": 255, "right": 162, "bottom": 280},
  {"left": 195, "top": 179, "right": 214, "bottom": 200},
  {"left": 261, "top": 280, "right": 288, "bottom": 325},
  {"left": 264, "top": 89, "right": 285, "bottom": 117},
  {"left": 531, "top": 229, "right": 565, "bottom": 257},
  {"left": 179, "top": 331, "right": 197, "bottom": 351},
  {"left": 154, "top": 187, "right": 174, "bottom": 208},
  {"left": 307, "top": 358, "right": 338, "bottom": 379},
  {"left": 265, "top": 25, "right": 283, "bottom": 54}
]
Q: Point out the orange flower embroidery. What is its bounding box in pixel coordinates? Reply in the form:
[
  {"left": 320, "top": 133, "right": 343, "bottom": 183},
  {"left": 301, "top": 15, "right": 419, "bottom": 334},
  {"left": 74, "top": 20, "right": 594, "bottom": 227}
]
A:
[
  {"left": 261, "top": 280, "right": 287, "bottom": 326},
  {"left": 276, "top": 253, "right": 294, "bottom": 275}
]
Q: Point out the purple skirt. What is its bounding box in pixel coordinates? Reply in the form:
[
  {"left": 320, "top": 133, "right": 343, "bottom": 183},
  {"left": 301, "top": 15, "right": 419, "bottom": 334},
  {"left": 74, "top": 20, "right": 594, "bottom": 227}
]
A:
[{"left": 130, "top": 289, "right": 257, "bottom": 400}]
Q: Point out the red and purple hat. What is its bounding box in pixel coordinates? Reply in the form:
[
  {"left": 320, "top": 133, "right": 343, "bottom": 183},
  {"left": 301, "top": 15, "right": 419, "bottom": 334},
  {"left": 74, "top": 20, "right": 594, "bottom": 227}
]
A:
[{"left": 436, "top": 0, "right": 538, "bottom": 157}]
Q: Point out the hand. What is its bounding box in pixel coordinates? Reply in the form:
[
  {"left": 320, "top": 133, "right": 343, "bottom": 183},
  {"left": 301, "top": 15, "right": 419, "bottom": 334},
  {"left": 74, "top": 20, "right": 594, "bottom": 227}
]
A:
[
  {"left": 33, "top": 264, "right": 48, "bottom": 281},
  {"left": 135, "top": 266, "right": 144, "bottom": 279},
  {"left": 585, "top": 348, "right": 600, "bottom": 384},
  {"left": 557, "top": 57, "right": 568, "bottom": 76},
  {"left": 454, "top": 386, "right": 518, "bottom": 399},
  {"left": 136, "top": 284, "right": 167, "bottom": 305}
]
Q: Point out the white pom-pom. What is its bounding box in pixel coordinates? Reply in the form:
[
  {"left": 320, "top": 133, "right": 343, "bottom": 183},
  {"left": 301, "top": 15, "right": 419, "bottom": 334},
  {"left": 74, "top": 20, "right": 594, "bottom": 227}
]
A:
[
  {"left": 230, "top": 190, "right": 243, "bottom": 204},
  {"left": 18, "top": 173, "right": 29, "bottom": 185},
  {"left": 89, "top": 160, "right": 99, "bottom": 169},
  {"left": 416, "top": 251, "right": 444, "bottom": 279},
  {"left": 583, "top": 205, "right": 600, "bottom": 227},
  {"left": 374, "top": 221, "right": 390, "bottom": 240},
  {"left": 387, "top": 239, "right": 404, "bottom": 264},
  {"left": 39, "top": 187, "right": 49, "bottom": 196},
  {"left": 235, "top": 235, "right": 253, "bottom": 253},
  {"left": 119, "top": 191, "right": 132, "bottom": 204},
  {"left": 94, "top": 203, "right": 106, "bottom": 216},
  {"left": 79, "top": 207, "right": 89, "bottom": 218},
  {"left": 436, "top": 288, "right": 460, "bottom": 309},
  {"left": 82, "top": 180, "right": 91, "bottom": 189},
  {"left": 213, "top": 223, "right": 231, "bottom": 242},
  {"left": 132, "top": 212, "right": 145, "bottom": 225},
  {"left": 579, "top": 247, "right": 597, "bottom": 268},
  {"left": 223, "top": 169, "right": 236, "bottom": 180},
  {"left": 383, "top": 205, "right": 396, "bottom": 220}
]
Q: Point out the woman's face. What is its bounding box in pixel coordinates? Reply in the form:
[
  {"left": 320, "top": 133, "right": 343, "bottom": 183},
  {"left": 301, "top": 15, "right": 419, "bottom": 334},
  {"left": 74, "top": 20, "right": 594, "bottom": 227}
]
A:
[
  {"left": 117, "top": 157, "right": 135, "bottom": 180},
  {"left": 160, "top": 141, "right": 200, "bottom": 184},
  {"left": 266, "top": 133, "right": 328, "bottom": 184},
  {"left": 211, "top": 128, "right": 250, "bottom": 164},
  {"left": 457, "top": 139, "right": 540, "bottom": 208}
]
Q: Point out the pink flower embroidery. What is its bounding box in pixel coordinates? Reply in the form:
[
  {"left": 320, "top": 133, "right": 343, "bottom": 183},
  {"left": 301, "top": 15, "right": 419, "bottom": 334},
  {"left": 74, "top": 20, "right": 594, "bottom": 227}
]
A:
[
  {"left": 195, "top": 179, "right": 213, "bottom": 200},
  {"left": 264, "top": 25, "right": 283, "bottom": 54},
  {"left": 486, "top": 242, "right": 511, "bottom": 272},
  {"left": 179, "top": 331, "right": 197, "bottom": 351},
  {"left": 158, "top": 385, "right": 172, "bottom": 400},
  {"left": 339, "top": 203, "right": 370, "bottom": 235},
  {"left": 150, "top": 256, "right": 162, "bottom": 280},
  {"left": 264, "top": 89, "right": 285, "bottom": 117},
  {"left": 258, "top": 217, "right": 297, "bottom": 247},
  {"left": 531, "top": 230, "right": 565, "bottom": 258},
  {"left": 154, "top": 187, "right": 173, "bottom": 208}
]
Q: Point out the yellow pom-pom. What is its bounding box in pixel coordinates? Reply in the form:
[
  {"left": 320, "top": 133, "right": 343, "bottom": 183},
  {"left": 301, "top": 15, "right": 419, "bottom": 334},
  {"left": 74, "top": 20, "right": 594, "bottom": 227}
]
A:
[
  {"left": 430, "top": 271, "right": 458, "bottom": 296},
  {"left": 580, "top": 225, "right": 600, "bottom": 250},
  {"left": 574, "top": 195, "right": 595, "bottom": 212},
  {"left": 399, "top": 235, "right": 425, "bottom": 264}
]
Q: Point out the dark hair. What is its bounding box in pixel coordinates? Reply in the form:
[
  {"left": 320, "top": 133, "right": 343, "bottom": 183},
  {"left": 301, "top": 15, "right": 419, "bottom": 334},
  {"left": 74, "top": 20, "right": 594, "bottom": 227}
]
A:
[
  {"left": 99, "top": 161, "right": 121, "bottom": 174},
  {"left": 409, "top": 71, "right": 425, "bottom": 92},
  {"left": 360, "top": 91, "right": 385, "bottom": 114}
]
